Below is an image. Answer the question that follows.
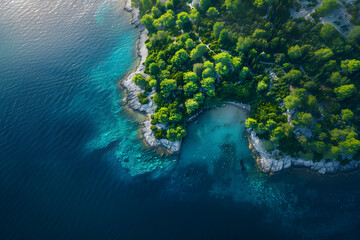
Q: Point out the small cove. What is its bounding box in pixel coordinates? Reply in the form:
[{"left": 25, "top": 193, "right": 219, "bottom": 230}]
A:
[
  {"left": 180, "top": 104, "right": 253, "bottom": 173},
  {"left": 2, "top": 0, "right": 360, "bottom": 238}
]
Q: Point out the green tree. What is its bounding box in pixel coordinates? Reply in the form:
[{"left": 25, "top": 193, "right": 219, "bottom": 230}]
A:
[
  {"left": 292, "top": 88, "right": 307, "bottom": 100},
  {"left": 151, "top": 6, "right": 161, "bottom": 18},
  {"left": 255, "top": 123, "right": 267, "bottom": 134},
  {"left": 253, "top": 0, "right": 268, "bottom": 8},
  {"left": 271, "top": 127, "right": 285, "bottom": 142},
  {"left": 133, "top": 74, "right": 147, "bottom": 88},
  {"left": 283, "top": 69, "right": 302, "bottom": 84},
  {"left": 185, "top": 38, "right": 194, "bottom": 49},
  {"left": 176, "top": 12, "right": 190, "bottom": 29},
  {"left": 171, "top": 49, "right": 189, "bottom": 67},
  {"left": 149, "top": 78, "right": 157, "bottom": 88},
  {"left": 180, "top": 33, "right": 190, "bottom": 44},
  {"left": 200, "top": 0, "right": 211, "bottom": 10},
  {"left": 169, "top": 109, "right": 182, "bottom": 123},
  {"left": 167, "top": 126, "right": 187, "bottom": 141},
  {"left": 252, "top": 29, "right": 266, "bottom": 38},
  {"left": 319, "top": 132, "right": 328, "bottom": 141},
  {"left": 324, "top": 145, "right": 342, "bottom": 159},
  {"left": 266, "top": 119, "right": 277, "bottom": 130},
  {"left": 183, "top": 81, "right": 199, "bottom": 96},
  {"left": 204, "top": 60, "right": 214, "bottom": 68},
  {"left": 149, "top": 62, "right": 160, "bottom": 75},
  {"left": 160, "top": 79, "right": 177, "bottom": 97},
  {"left": 193, "top": 92, "right": 204, "bottom": 104},
  {"left": 215, "top": 62, "right": 230, "bottom": 76},
  {"left": 284, "top": 89, "right": 307, "bottom": 110},
  {"left": 314, "top": 48, "right": 334, "bottom": 61},
  {"left": 312, "top": 141, "right": 327, "bottom": 154},
  {"left": 331, "top": 38, "right": 346, "bottom": 54},
  {"left": 328, "top": 72, "right": 341, "bottom": 85},
  {"left": 334, "top": 84, "right": 357, "bottom": 100},
  {"left": 189, "top": 9, "right": 200, "bottom": 23},
  {"left": 213, "top": 22, "right": 225, "bottom": 39},
  {"left": 245, "top": 118, "right": 258, "bottom": 128},
  {"left": 184, "top": 71, "right": 199, "bottom": 83},
  {"left": 149, "top": 31, "right": 169, "bottom": 49},
  {"left": 140, "top": 0, "right": 152, "bottom": 11},
  {"left": 154, "top": 11, "right": 175, "bottom": 30},
  {"left": 316, "top": 0, "right": 340, "bottom": 17},
  {"left": 292, "top": 112, "right": 313, "bottom": 127},
  {"left": 140, "top": 15, "right": 154, "bottom": 32},
  {"left": 214, "top": 52, "right": 232, "bottom": 76},
  {"left": 239, "top": 67, "right": 250, "bottom": 81},
  {"left": 231, "top": 57, "right": 242, "bottom": 70},
  {"left": 201, "top": 77, "right": 215, "bottom": 96},
  {"left": 165, "top": 0, "right": 173, "bottom": 9},
  {"left": 320, "top": 23, "right": 337, "bottom": 40},
  {"left": 236, "top": 36, "right": 252, "bottom": 52},
  {"left": 219, "top": 30, "right": 230, "bottom": 48},
  {"left": 202, "top": 67, "right": 215, "bottom": 78},
  {"left": 347, "top": 26, "right": 360, "bottom": 41},
  {"left": 160, "top": 70, "right": 170, "bottom": 81},
  {"left": 257, "top": 80, "right": 268, "bottom": 92},
  {"left": 288, "top": 45, "right": 302, "bottom": 59},
  {"left": 284, "top": 95, "right": 300, "bottom": 110},
  {"left": 341, "top": 138, "right": 360, "bottom": 157},
  {"left": 185, "top": 98, "right": 200, "bottom": 114},
  {"left": 193, "top": 63, "right": 204, "bottom": 76},
  {"left": 153, "top": 107, "right": 170, "bottom": 123},
  {"left": 341, "top": 59, "right": 360, "bottom": 74},
  {"left": 207, "top": 7, "right": 219, "bottom": 18},
  {"left": 190, "top": 44, "right": 207, "bottom": 60},
  {"left": 307, "top": 95, "right": 318, "bottom": 112},
  {"left": 342, "top": 109, "right": 354, "bottom": 122},
  {"left": 157, "top": 59, "right": 166, "bottom": 70},
  {"left": 330, "top": 127, "right": 356, "bottom": 142}
]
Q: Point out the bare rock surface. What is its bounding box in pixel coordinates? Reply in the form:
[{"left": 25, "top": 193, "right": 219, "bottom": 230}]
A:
[
  {"left": 122, "top": 1, "right": 181, "bottom": 153},
  {"left": 249, "top": 130, "right": 359, "bottom": 174}
]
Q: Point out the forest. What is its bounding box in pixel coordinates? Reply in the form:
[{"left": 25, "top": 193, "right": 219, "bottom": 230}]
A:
[{"left": 131, "top": 0, "right": 360, "bottom": 163}]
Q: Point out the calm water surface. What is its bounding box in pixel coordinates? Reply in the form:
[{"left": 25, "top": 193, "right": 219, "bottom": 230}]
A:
[{"left": 1, "top": 0, "right": 360, "bottom": 239}]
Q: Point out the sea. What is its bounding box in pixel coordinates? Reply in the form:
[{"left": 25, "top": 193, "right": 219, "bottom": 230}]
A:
[{"left": 1, "top": 0, "right": 360, "bottom": 239}]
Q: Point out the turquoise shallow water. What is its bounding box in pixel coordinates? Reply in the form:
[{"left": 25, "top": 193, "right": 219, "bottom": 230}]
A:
[{"left": 1, "top": 0, "right": 360, "bottom": 239}]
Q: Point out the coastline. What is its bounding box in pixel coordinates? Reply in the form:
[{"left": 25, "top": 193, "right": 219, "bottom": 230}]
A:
[
  {"left": 121, "top": 0, "right": 181, "bottom": 153},
  {"left": 248, "top": 129, "right": 360, "bottom": 174},
  {"left": 120, "top": 0, "right": 359, "bottom": 174}
]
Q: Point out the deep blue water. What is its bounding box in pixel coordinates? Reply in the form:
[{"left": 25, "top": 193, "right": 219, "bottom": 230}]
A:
[{"left": 1, "top": 0, "right": 360, "bottom": 239}]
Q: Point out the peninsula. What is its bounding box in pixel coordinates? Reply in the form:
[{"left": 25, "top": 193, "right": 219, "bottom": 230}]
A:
[{"left": 123, "top": 0, "right": 360, "bottom": 174}]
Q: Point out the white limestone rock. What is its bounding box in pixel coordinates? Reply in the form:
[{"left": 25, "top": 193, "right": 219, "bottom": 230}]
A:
[
  {"left": 160, "top": 139, "right": 181, "bottom": 153},
  {"left": 141, "top": 118, "right": 181, "bottom": 153},
  {"left": 249, "top": 129, "right": 360, "bottom": 174},
  {"left": 283, "top": 157, "right": 292, "bottom": 169},
  {"left": 271, "top": 160, "right": 283, "bottom": 172}
]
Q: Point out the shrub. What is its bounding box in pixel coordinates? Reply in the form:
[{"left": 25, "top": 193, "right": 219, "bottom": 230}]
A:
[{"left": 315, "top": 0, "right": 340, "bottom": 17}]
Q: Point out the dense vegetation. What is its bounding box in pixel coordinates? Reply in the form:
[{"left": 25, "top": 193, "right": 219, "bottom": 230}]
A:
[{"left": 131, "top": 0, "right": 360, "bottom": 162}]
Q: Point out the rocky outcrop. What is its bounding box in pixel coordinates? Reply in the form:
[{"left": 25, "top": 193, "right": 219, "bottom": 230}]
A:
[
  {"left": 121, "top": 0, "right": 181, "bottom": 153},
  {"left": 249, "top": 130, "right": 360, "bottom": 174},
  {"left": 140, "top": 118, "right": 182, "bottom": 153},
  {"left": 123, "top": 0, "right": 141, "bottom": 27},
  {"left": 121, "top": 0, "right": 151, "bottom": 113}
]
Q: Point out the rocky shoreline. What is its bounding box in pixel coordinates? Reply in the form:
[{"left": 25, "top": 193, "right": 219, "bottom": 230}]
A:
[
  {"left": 121, "top": 0, "right": 359, "bottom": 174},
  {"left": 121, "top": 0, "right": 181, "bottom": 153},
  {"left": 249, "top": 129, "right": 360, "bottom": 174}
]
